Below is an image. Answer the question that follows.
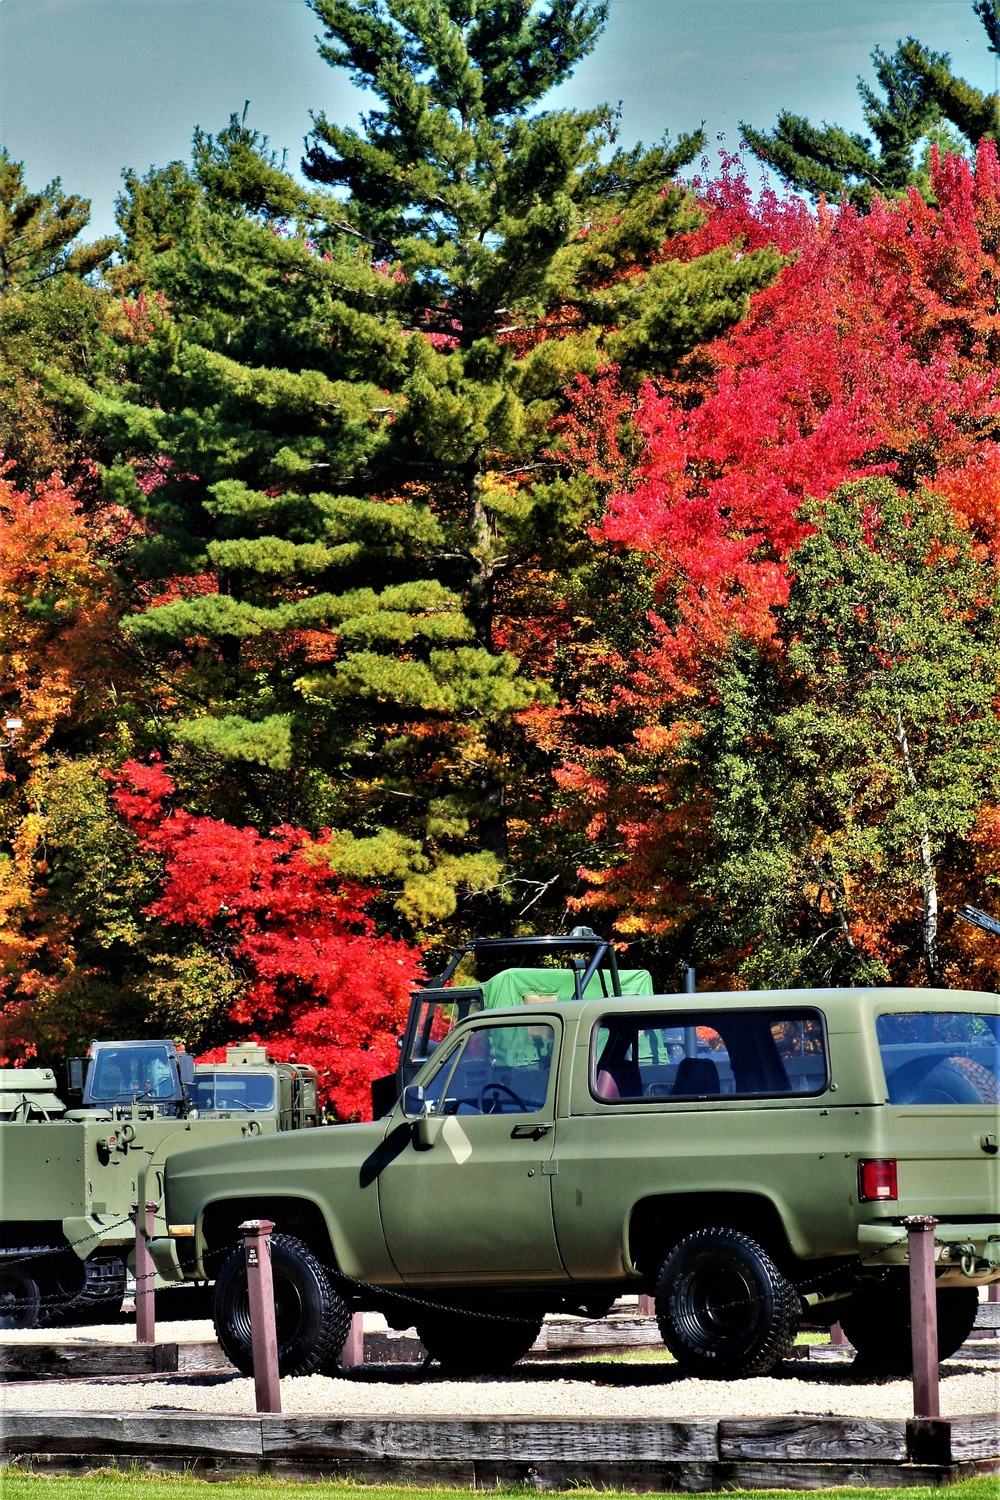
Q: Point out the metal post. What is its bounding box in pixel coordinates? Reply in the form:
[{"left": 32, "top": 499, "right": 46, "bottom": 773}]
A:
[
  {"left": 340, "top": 1310, "right": 365, "bottom": 1367},
  {"left": 239, "top": 1219, "right": 281, "bottom": 1414},
  {"left": 133, "top": 1200, "right": 157, "bottom": 1345},
  {"left": 638, "top": 1294, "right": 656, "bottom": 1317},
  {"left": 829, "top": 1321, "right": 847, "bottom": 1346},
  {"left": 989, "top": 1281, "right": 1000, "bottom": 1303},
  {"left": 904, "top": 1214, "right": 940, "bottom": 1420}
]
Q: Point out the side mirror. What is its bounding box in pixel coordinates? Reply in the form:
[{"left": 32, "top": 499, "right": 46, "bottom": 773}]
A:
[
  {"left": 402, "top": 1083, "right": 443, "bottom": 1149},
  {"left": 177, "top": 1052, "right": 195, "bottom": 1087},
  {"left": 401, "top": 1084, "right": 426, "bottom": 1119}
]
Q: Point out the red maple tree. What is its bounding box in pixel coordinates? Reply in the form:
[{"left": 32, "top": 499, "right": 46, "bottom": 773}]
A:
[
  {"left": 112, "top": 759, "right": 422, "bottom": 1119},
  {"left": 556, "top": 143, "right": 1000, "bottom": 955}
]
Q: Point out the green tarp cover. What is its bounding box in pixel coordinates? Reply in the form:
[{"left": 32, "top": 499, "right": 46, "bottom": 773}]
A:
[{"left": 481, "top": 966, "right": 654, "bottom": 1009}]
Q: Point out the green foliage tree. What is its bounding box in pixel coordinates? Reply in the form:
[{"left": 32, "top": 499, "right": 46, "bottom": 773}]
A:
[
  {"left": 692, "top": 479, "right": 1000, "bottom": 988},
  {"left": 742, "top": 2, "right": 1000, "bottom": 207},
  {"left": 76, "top": 2, "right": 781, "bottom": 943},
  {"left": 0, "top": 151, "right": 118, "bottom": 483}
]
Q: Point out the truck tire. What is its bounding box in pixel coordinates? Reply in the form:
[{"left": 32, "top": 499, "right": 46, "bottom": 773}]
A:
[
  {"left": 0, "top": 1265, "right": 41, "bottom": 1329},
  {"left": 655, "top": 1227, "right": 800, "bottom": 1378},
  {"left": 213, "top": 1233, "right": 350, "bottom": 1378},
  {"left": 415, "top": 1309, "right": 543, "bottom": 1375},
  {"left": 840, "top": 1283, "right": 979, "bottom": 1373}
]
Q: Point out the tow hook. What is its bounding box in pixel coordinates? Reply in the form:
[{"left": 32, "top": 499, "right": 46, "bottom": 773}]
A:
[{"left": 980, "top": 1133, "right": 998, "bottom": 1155}]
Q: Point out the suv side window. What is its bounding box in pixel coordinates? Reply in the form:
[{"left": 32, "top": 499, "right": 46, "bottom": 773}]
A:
[
  {"left": 591, "top": 1009, "right": 828, "bottom": 1102},
  {"left": 426, "top": 1023, "right": 555, "bottom": 1116}
]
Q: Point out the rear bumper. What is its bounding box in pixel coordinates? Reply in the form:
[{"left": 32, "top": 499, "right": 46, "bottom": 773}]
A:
[{"left": 859, "top": 1220, "right": 1000, "bottom": 1284}]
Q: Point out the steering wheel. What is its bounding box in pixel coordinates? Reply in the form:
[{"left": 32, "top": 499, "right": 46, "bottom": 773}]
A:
[{"left": 479, "top": 1082, "right": 527, "bottom": 1114}]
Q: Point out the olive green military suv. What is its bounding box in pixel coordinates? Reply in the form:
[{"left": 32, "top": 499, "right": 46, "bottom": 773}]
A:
[{"left": 150, "top": 985, "right": 999, "bottom": 1379}]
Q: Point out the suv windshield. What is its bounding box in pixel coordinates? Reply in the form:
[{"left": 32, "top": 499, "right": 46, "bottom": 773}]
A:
[
  {"left": 877, "top": 1012, "right": 999, "bottom": 1104},
  {"left": 190, "top": 1072, "right": 275, "bottom": 1112}
]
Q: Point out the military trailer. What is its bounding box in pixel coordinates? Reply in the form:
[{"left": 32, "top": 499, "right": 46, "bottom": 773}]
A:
[
  {"left": 0, "top": 1039, "right": 318, "bottom": 1328},
  {"left": 371, "top": 926, "right": 655, "bottom": 1115},
  {"left": 150, "top": 984, "right": 999, "bottom": 1379}
]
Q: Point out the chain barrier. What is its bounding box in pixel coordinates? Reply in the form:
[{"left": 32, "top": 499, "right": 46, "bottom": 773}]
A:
[
  {"left": 0, "top": 1221, "right": 938, "bottom": 1332},
  {"left": 0, "top": 1216, "right": 139, "bottom": 1323}
]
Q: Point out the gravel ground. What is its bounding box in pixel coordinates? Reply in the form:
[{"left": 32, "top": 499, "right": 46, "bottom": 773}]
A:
[
  {"left": 1, "top": 1356, "right": 996, "bottom": 1420},
  {"left": 0, "top": 1317, "right": 391, "bottom": 1344}
]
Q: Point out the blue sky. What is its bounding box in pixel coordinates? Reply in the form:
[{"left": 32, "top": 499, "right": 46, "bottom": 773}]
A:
[{"left": 2, "top": 1, "right": 997, "bottom": 239}]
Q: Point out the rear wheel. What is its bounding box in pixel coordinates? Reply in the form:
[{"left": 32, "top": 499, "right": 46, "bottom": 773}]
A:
[
  {"left": 655, "top": 1227, "right": 800, "bottom": 1379},
  {"left": 0, "top": 1266, "right": 41, "bottom": 1329},
  {"left": 415, "top": 1308, "right": 543, "bottom": 1375},
  {"left": 840, "top": 1283, "right": 979, "bottom": 1373},
  {"left": 213, "top": 1233, "right": 351, "bottom": 1378}
]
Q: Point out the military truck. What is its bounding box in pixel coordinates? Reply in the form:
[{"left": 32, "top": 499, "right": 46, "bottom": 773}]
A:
[
  {"left": 0, "top": 1039, "right": 318, "bottom": 1328},
  {"left": 150, "top": 984, "right": 999, "bottom": 1379}
]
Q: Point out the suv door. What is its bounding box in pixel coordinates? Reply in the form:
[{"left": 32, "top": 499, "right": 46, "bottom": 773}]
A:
[{"left": 377, "top": 1016, "right": 565, "bottom": 1279}]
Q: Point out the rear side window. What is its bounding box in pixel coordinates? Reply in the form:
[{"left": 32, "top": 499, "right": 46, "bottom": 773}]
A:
[
  {"left": 877, "top": 1012, "right": 1000, "bottom": 1105},
  {"left": 591, "top": 1010, "right": 827, "bottom": 1102}
]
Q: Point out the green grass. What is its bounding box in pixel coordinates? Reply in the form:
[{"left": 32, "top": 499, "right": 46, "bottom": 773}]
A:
[
  {"left": 1, "top": 1475, "right": 997, "bottom": 1500},
  {"left": 583, "top": 1331, "right": 834, "bottom": 1364}
]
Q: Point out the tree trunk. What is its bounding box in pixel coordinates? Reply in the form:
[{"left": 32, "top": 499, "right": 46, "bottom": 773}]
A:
[
  {"left": 464, "top": 464, "right": 495, "bottom": 647},
  {"left": 894, "top": 706, "right": 942, "bottom": 986}
]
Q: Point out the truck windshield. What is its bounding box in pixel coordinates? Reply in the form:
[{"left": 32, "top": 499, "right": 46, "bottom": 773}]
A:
[
  {"left": 88, "top": 1045, "right": 177, "bottom": 1101},
  {"left": 877, "top": 1012, "right": 1000, "bottom": 1105},
  {"left": 190, "top": 1072, "right": 275, "bottom": 1112}
]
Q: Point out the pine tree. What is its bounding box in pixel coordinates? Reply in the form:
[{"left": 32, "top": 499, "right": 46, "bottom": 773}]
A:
[
  {"left": 742, "top": 2, "right": 1000, "bottom": 207},
  {"left": 77, "top": 4, "right": 782, "bottom": 943},
  {"left": 0, "top": 152, "right": 118, "bottom": 482}
]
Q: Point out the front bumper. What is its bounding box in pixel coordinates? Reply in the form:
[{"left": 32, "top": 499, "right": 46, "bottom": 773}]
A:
[{"left": 859, "top": 1220, "right": 1000, "bottom": 1284}]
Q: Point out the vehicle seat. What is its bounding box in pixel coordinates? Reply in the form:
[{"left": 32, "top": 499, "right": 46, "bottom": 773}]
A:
[
  {"left": 672, "top": 1057, "right": 721, "bottom": 1096},
  {"left": 594, "top": 1037, "right": 643, "bottom": 1101}
]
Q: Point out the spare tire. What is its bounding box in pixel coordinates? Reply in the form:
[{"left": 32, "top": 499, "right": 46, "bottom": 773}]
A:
[
  {"left": 656, "top": 1227, "right": 800, "bottom": 1379},
  {"left": 213, "top": 1233, "right": 351, "bottom": 1378},
  {"left": 887, "top": 1055, "right": 984, "bottom": 1105}
]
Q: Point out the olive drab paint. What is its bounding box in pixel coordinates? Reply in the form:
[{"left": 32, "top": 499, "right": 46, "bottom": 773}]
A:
[{"left": 152, "top": 986, "right": 1000, "bottom": 1379}]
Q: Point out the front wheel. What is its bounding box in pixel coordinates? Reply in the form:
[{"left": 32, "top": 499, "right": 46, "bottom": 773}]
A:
[
  {"left": 213, "top": 1233, "right": 351, "bottom": 1378},
  {"left": 655, "top": 1227, "right": 800, "bottom": 1379},
  {"left": 415, "top": 1308, "right": 543, "bottom": 1375},
  {"left": 839, "top": 1283, "right": 979, "bottom": 1374}
]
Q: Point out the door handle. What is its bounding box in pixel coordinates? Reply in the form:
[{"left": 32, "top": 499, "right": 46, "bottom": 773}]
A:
[{"left": 510, "top": 1122, "right": 552, "bottom": 1139}]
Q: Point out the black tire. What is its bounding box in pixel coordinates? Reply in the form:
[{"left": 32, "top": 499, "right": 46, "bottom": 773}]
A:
[
  {"left": 213, "top": 1233, "right": 351, "bottom": 1378},
  {"left": 840, "top": 1283, "right": 980, "bottom": 1374},
  {"left": 415, "top": 1308, "right": 543, "bottom": 1375},
  {"left": 888, "top": 1055, "right": 983, "bottom": 1105},
  {"left": 0, "top": 1266, "right": 41, "bottom": 1329},
  {"left": 656, "top": 1227, "right": 800, "bottom": 1379}
]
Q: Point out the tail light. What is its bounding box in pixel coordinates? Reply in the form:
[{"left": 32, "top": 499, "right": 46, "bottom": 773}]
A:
[{"left": 858, "top": 1158, "right": 898, "bottom": 1202}]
